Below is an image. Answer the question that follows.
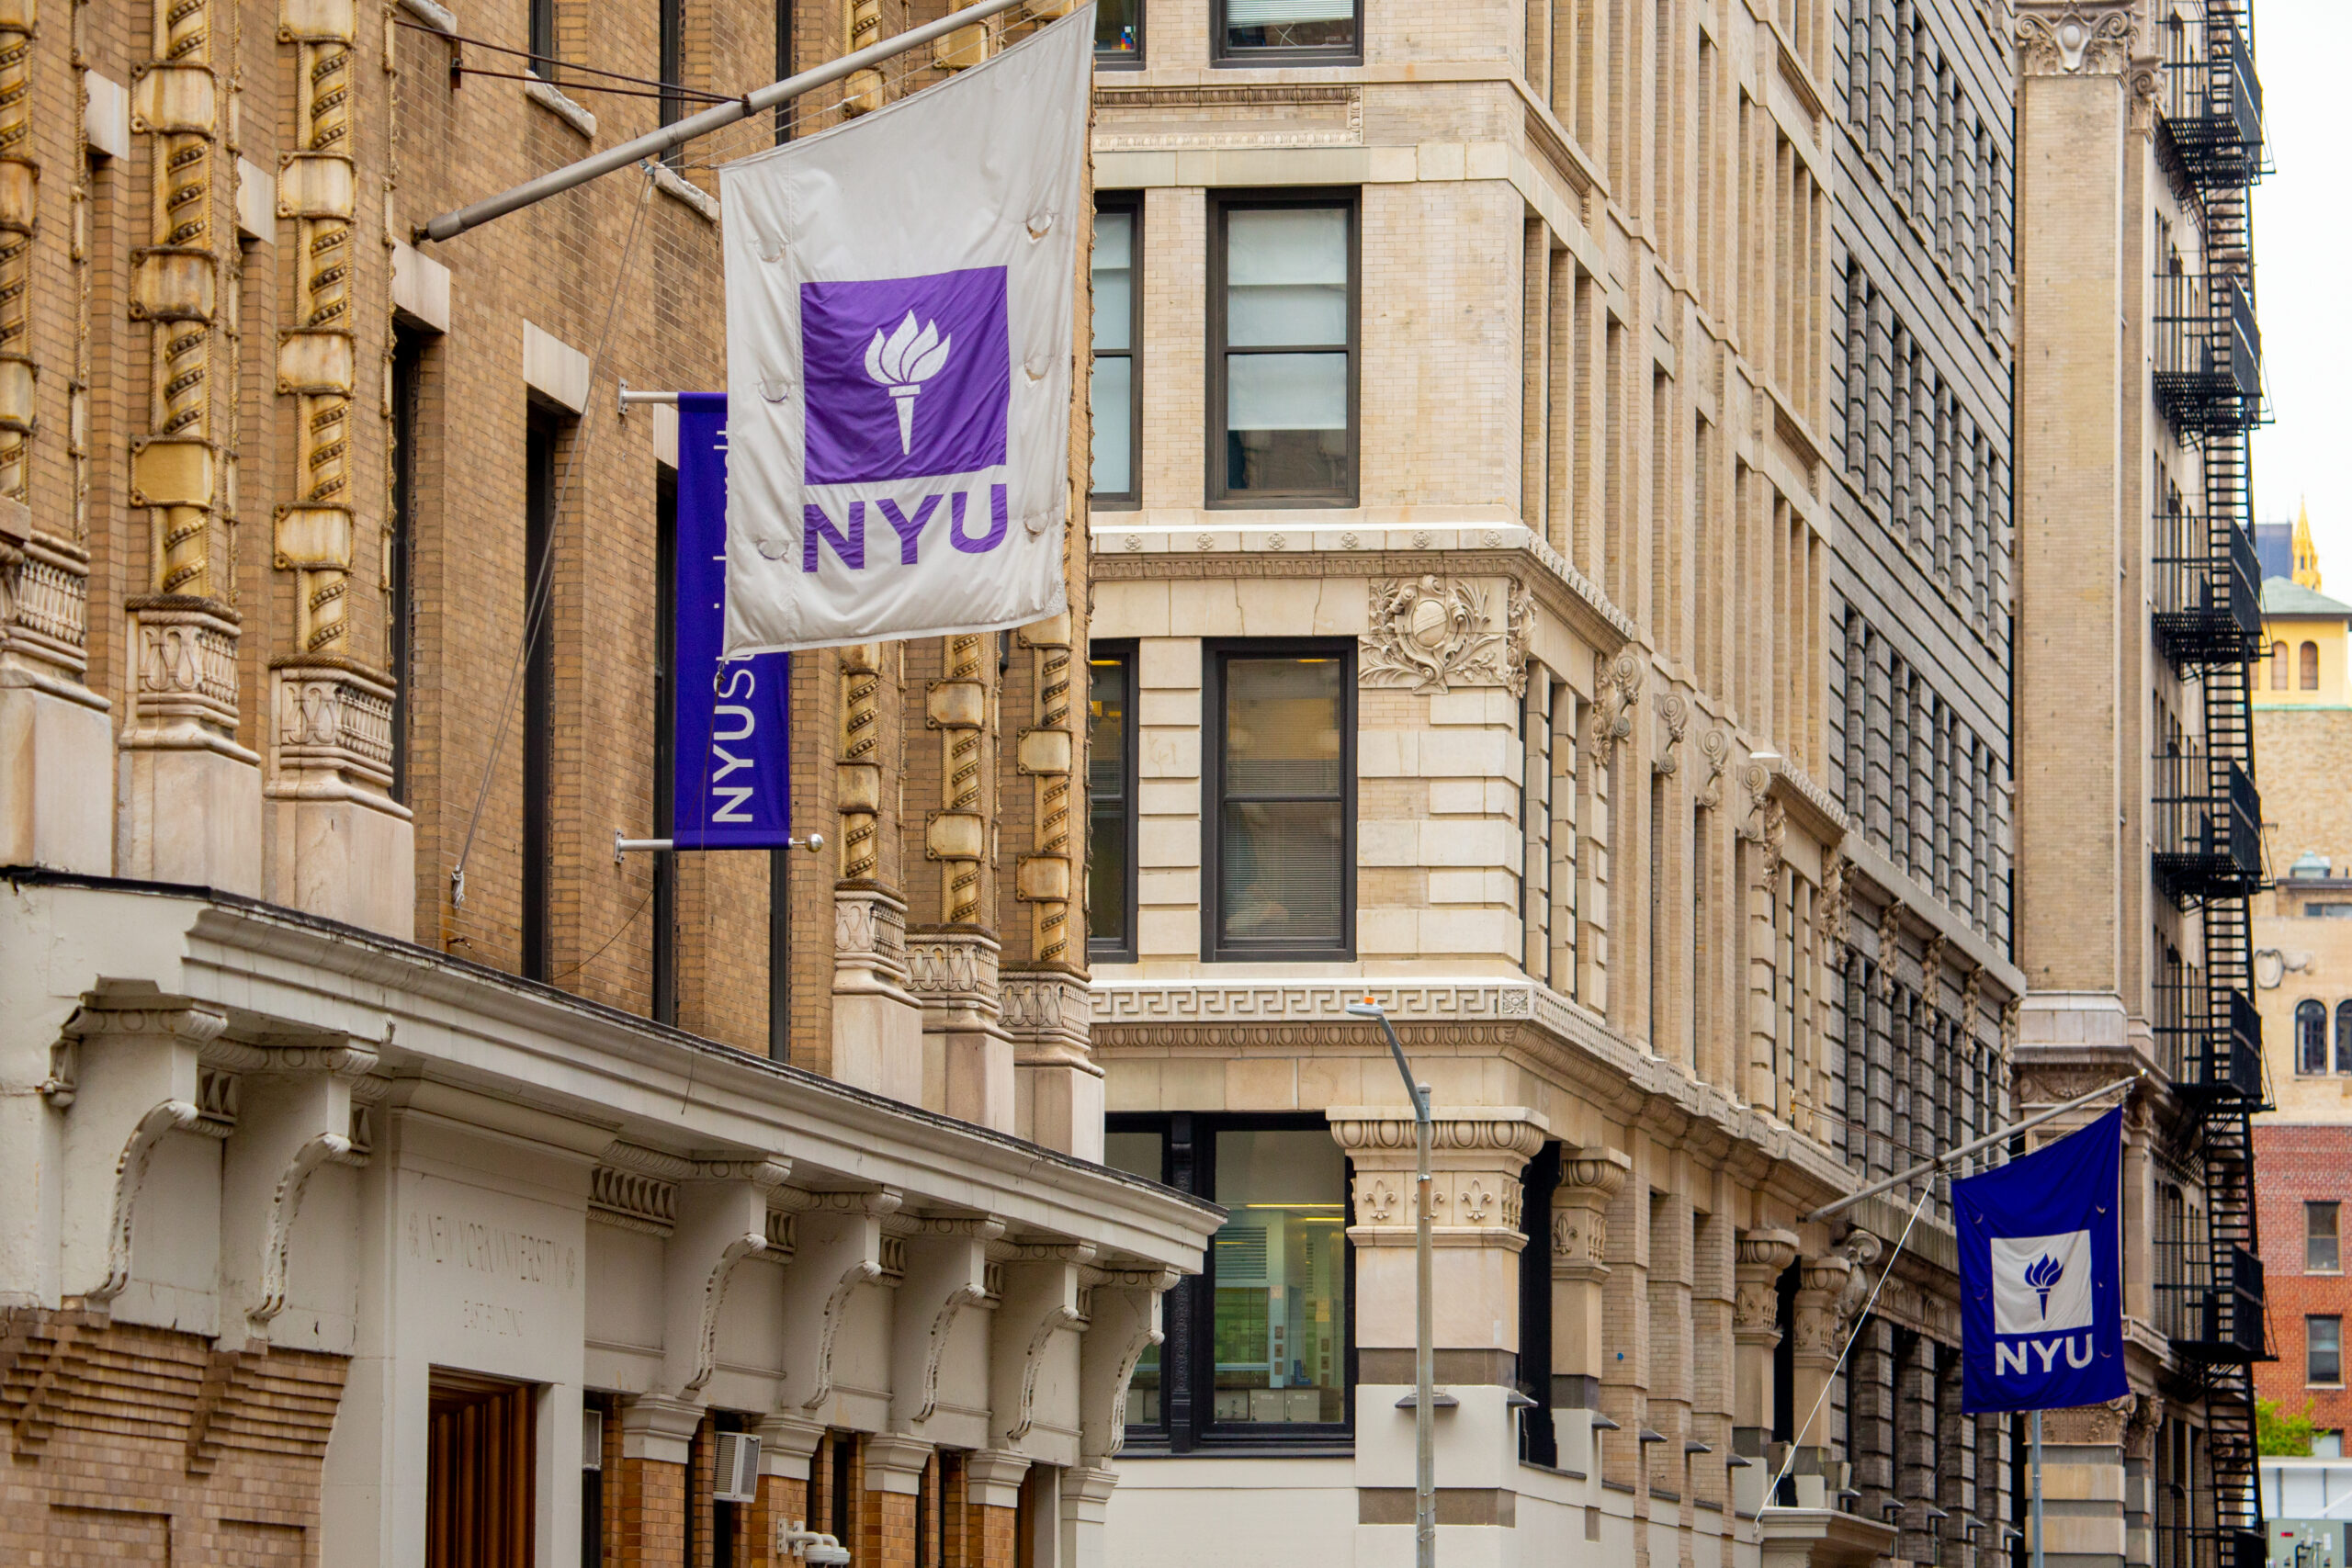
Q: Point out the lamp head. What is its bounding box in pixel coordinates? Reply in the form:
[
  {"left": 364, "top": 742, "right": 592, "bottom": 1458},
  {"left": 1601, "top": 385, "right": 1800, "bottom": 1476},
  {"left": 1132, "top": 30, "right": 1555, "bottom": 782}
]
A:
[{"left": 1343, "top": 997, "right": 1385, "bottom": 1019}]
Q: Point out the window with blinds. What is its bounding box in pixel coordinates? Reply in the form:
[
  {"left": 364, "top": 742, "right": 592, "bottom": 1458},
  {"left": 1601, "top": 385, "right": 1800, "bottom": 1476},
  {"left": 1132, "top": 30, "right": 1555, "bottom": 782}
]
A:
[
  {"left": 1215, "top": 0, "right": 1359, "bottom": 61},
  {"left": 1204, "top": 644, "right": 1353, "bottom": 961},
  {"left": 1090, "top": 201, "right": 1140, "bottom": 504},
  {"left": 1211, "top": 197, "right": 1357, "bottom": 503}
]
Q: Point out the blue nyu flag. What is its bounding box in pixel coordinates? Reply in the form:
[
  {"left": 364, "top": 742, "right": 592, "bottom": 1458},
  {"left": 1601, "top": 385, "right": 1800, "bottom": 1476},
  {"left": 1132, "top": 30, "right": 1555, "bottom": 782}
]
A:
[
  {"left": 673, "top": 393, "right": 790, "bottom": 848},
  {"left": 1957, "top": 1108, "right": 2128, "bottom": 1413}
]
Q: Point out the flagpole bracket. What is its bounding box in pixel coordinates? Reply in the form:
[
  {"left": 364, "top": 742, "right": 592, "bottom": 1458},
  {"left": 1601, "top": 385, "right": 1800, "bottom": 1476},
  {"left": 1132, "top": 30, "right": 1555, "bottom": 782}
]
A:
[{"left": 615, "top": 830, "right": 826, "bottom": 862}]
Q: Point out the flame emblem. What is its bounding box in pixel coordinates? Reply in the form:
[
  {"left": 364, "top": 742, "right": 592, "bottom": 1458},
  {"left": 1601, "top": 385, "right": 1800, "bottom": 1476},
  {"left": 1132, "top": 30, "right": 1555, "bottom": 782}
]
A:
[
  {"left": 865, "top": 311, "right": 954, "bottom": 455},
  {"left": 2024, "top": 1253, "right": 2064, "bottom": 1319}
]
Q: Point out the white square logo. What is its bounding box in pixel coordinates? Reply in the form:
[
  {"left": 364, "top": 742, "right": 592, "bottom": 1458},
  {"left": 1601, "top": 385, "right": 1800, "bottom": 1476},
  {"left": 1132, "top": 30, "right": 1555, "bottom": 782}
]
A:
[{"left": 1990, "top": 1230, "right": 2094, "bottom": 1335}]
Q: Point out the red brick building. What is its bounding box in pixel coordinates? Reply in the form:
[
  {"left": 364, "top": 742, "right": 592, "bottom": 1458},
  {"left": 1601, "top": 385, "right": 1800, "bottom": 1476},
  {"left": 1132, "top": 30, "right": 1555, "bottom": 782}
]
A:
[{"left": 2254, "top": 1124, "right": 2352, "bottom": 1442}]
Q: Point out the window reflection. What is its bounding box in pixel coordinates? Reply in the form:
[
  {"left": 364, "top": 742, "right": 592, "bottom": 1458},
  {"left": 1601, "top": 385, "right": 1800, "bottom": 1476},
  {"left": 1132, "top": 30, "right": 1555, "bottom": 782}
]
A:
[{"left": 1211, "top": 1129, "right": 1346, "bottom": 1424}]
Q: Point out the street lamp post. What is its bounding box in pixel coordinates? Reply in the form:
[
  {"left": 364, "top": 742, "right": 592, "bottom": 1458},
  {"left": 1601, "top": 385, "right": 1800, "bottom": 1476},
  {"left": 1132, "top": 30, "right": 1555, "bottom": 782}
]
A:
[{"left": 1347, "top": 997, "right": 1434, "bottom": 1568}]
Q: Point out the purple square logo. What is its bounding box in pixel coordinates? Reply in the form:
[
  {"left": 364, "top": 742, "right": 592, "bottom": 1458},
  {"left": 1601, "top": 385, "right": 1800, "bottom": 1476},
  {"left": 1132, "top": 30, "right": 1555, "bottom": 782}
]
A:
[{"left": 802, "top": 267, "right": 1011, "bottom": 485}]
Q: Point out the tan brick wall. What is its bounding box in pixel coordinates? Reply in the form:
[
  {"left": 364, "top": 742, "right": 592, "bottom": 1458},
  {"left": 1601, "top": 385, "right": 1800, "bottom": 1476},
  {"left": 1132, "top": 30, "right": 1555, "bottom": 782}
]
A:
[
  {"left": 616, "top": 1451, "right": 688, "bottom": 1568},
  {"left": 0, "top": 1314, "right": 345, "bottom": 1565}
]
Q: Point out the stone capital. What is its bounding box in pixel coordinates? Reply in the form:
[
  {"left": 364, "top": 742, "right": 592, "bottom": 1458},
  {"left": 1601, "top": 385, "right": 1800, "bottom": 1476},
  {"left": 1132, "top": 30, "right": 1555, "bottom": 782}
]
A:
[
  {"left": 2043, "top": 1394, "right": 2135, "bottom": 1448},
  {"left": 2015, "top": 4, "right": 2137, "bottom": 77},
  {"left": 619, "top": 1393, "right": 704, "bottom": 1466},
  {"left": 860, "top": 1433, "right": 934, "bottom": 1493},
  {"left": 1734, "top": 1228, "right": 1800, "bottom": 1338},
  {"left": 1550, "top": 1145, "right": 1630, "bottom": 1280},
  {"left": 964, "top": 1449, "right": 1033, "bottom": 1509}
]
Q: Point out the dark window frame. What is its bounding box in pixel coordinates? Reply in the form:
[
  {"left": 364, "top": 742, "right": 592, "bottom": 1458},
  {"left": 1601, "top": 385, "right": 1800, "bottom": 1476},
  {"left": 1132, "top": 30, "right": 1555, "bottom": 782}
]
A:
[
  {"left": 2339, "top": 998, "right": 2352, "bottom": 1074},
  {"left": 389, "top": 326, "right": 425, "bottom": 806},
  {"left": 1091, "top": 196, "right": 1144, "bottom": 509},
  {"left": 2312, "top": 1201, "right": 2343, "bottom": 1275},
  {"left": 1094, "top": 0, "right": 1145, "bottom": 68},
  {"left": 2311, "top": 1315, "right": 2345, "bottom": 1387},
  {"left": 1087, "top": 640, "right": 1140, "bottom": 964},
  {"left": 1210, "top": 0, "right": 1363, "bottom": 67},
  {"left": 528, "top": 0, "right": 556, "bottom": 78},
  {"left": 1105, "top": 1110, "right": 1357, "bottom": 1453},
  {"left": 523, "top": 408, "right": 562, "bottom": 984},
  {"left": 1206, "top": 191, "right": 1361, "bottom": 509},
  {"left": 2300, "top": 998, "right": 2329, "bottom": 1075},
  {"left": 1201, "top": 638, "right": 1357, "bottom": 964},
  {"left": 659, "top": 0, "right": 685, "bottom": 163}
]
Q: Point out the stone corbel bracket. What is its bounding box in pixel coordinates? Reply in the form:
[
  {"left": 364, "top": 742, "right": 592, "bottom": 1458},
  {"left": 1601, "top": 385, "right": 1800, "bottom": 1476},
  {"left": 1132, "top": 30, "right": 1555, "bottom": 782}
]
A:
[
  {"left": 1588, "top": 649, "right": 1644, "bottom": 757},
  {"left": 888, "top": 1213, "right": 1008, "bottom": 1429},
  {"left": 988, "top": 1240, "right": 1095, "bottom": 1446},
  {"left": 780, "top": 1187, "right": 902, "bottom": 1414},
  {"left": 666, "top": 1157, "right": 793, "bottom": 1399},
  {"left": 1077, "top": 1265, "right": 1178, "bottom": 1464},
  {"left": 57, "top": 999, "right": 226, "bottom": 1313}
]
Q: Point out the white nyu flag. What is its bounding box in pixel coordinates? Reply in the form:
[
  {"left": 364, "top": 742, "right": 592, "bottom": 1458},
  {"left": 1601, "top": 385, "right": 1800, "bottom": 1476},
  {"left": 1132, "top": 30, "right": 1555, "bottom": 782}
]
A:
[{"left": 718, "top": 6, "right": 1091, "bottom": 654}]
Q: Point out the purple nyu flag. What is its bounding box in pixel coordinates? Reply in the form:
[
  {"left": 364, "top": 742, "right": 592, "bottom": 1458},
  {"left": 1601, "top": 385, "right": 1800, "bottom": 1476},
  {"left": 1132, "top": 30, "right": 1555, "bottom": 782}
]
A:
[{"left": 673, "top": 393, "right": 790, "bottom": 849}]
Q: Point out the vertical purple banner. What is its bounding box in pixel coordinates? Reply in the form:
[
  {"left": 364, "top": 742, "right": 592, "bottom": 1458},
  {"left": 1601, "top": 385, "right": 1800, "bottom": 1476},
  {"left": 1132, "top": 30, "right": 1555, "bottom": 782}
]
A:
[{"left": 674, "top": 393, "right": 791, "bottom": 848}]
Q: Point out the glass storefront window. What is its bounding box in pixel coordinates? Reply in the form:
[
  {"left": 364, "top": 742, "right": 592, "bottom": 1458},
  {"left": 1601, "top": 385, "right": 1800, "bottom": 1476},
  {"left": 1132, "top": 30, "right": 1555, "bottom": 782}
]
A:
[{"left": 1210, "top": 1128, "right": 1347, "bottom": 1425}]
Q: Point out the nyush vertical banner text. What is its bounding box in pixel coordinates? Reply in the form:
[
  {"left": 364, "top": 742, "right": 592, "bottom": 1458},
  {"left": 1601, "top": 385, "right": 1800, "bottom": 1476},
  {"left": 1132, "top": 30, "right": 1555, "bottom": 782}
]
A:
[{"left": 674, "top": 392, "right": 791, "bottom": 848}]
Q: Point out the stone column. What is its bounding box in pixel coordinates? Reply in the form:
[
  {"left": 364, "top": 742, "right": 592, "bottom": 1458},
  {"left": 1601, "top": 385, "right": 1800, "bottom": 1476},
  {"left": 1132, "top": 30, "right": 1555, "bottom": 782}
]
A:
[
  {"left": 2041, "top": 1396, "right": 2134, "bottom": 1568},
  {"left": 834, "top": 642, "right": 922, "bottom": 1100},
  {"left": 964, "top": 1450, "right": 1030, "bottom": 1568},
  {"left": 616, "top": 1393, "right": 703, "bottom": 1568},
  {"left": 755, "top": 1416, "right": 826, "bottom": 1568},
  {"left": 259, "top": 0, "right": 413, "bottom": 936},
  {"left": 862, "top": 1433, "right": 933, "bottom": 1568},
  {"left": 913, "top": 630, "right": 1009, "bottom": 1124},
  {"left": 1732, "top": 1228, "right": 1799, "bottom": 1454},
  {"left": 1550, "top": 1145, "right": 1630, "bottom": 1410},
  {"left": 1004, "top": 611, "right": 1096, "bottom": 1156},
  {"left": 1330, "top": 1106, "right": 1545, "bottom": 1542},
  {"left": 1785, "top": 1231, "right": 1878, "bottom": 1504},
  {"left": 119, "top": 0, "right": 261, "bottom": 892}
]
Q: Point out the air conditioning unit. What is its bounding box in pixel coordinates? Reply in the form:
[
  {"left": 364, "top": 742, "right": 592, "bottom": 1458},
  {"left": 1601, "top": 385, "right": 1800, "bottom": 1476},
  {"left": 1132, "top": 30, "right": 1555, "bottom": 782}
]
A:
[
  {"left": 714, "top": 1430, "right": 763, "bottom": 1504},
  {"left": 582, "top": 1408, "right": 604, "bottom": 1472}
]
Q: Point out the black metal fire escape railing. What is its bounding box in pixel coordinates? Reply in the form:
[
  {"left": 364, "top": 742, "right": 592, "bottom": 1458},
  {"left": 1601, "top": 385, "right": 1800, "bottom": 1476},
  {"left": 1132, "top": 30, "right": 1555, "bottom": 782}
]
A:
[{"left": 2153, "top": 10, "right": 2268, "bottom": 1568}]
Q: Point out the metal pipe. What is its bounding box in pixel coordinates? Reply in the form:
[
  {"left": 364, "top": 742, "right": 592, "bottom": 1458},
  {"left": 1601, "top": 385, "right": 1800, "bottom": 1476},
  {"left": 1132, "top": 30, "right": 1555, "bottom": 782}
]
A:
[
  {"left": 1801, "top": 1074, "right": 2142, "bottom": 1224},
  {"left": 615, "top": 829, "right": 824, "bottom": 862},
  {"left": 417, "top": 0, "right": 1044, "bottom": 243},
  {"left": 1348, "top": 998, "right": 1435, "bottom": 1568}
]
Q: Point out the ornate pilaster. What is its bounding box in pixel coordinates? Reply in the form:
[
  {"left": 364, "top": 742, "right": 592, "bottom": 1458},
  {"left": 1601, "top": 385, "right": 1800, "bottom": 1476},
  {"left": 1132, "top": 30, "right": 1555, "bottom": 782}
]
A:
[
  {"left": 119, "top": 0, "right": 260, "bottom": 891},
  {"left": 837, "top": 642, "right": 883, "bottom": 882},
  {"left": 1549, "top": 1145, "right": 1629, "bottom": 1403},
  {"left": 1329, "top": 1107, "right": 1547, "bottom": 1373},
  {"left": 841, "top": 0, "right": 883, "bottom": 114},
  {"left": 831, "top": 885, "right": 922, "bottom": 1101},
  {"left": 1788, "top": 1231, "right": 1879, "bottom": 1460},
  {"left": 925, "top": 631, "right": 990, "bottom": 928},
  {"left": 906, "top": 928, "right": 1010, "bottom": 1128},
  {"left": 1732, "top": 1228, "right": 1800, "bottom": 1447},
  {"left": 0, "top": 0, "right": 34, "bottom": 503},
  {"left": 1013, "top": 613, "right": 1075, "bottom": 965},
  {"left": 1001, "top": 969, "right": 1099, "bottom": 1157}
]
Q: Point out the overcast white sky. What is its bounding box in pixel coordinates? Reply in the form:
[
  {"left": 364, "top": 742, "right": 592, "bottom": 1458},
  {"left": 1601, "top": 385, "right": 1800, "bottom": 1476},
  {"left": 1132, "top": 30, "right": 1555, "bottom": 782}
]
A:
[{"left": 2249, "top": 0, "right": 2349, "bottom": 579}]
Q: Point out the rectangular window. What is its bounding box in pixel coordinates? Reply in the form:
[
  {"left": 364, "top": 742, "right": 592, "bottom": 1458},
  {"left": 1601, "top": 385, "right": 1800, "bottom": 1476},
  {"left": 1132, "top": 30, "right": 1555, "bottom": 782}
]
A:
[
  {"left": 528, "top": 0, "right": 555, "bottom": 76},
  {"left": 1097, "top": 0, "right": 1142, "bottom": 62},
  {"left": 659, "top": 0, "right": 684, "bottom": 144},
  {"left": 1204, "top": 642, "right": 1354, "bottom": 962},
  {"left": 2312, "top": 1202, "right": 2342, "bottom": 1274},
  {"left": 523, "top": 411, "right": 560, "bottom": 984},
  {"left": 2312, "top": 1316, "right": 2343, "bottom": 1386},
  {"left": 389, "top": 326, "right": 424, "bottom": 806},
  {"left": 1091, "top": 200, "right": 1141, "bottom": 505},
  {"left": 1213, "top": 0, "right": 1359, "bottom": 63},
  {"left": 1105, "top": 1113, "right": 1351, "bottom": 1448},
  {"left": 1210, "top": 196, "right": 1357, "bottom": 505},
  {"left": 427, "top": 1371, "right": 536, "bottom": 1568},
  {"left": 1088, "top": 643, "right": 1138, "bottom": 962}
]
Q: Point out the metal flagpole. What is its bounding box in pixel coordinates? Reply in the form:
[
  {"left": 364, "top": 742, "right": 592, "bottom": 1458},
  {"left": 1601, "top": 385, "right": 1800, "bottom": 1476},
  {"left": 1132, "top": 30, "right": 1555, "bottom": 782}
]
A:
[
  {"left": 2032, "top": 1410, "right": 2045, "bottom": 1568},
  {"left": 1347, "top": 998, "right": 1436, "bottom": 1568},
  {"left": 415, "top": 0, "right": 1045, "bottom": 243},
  {"left": 1800, "top": 1074, "right": 2142, "bottom": 1225}
]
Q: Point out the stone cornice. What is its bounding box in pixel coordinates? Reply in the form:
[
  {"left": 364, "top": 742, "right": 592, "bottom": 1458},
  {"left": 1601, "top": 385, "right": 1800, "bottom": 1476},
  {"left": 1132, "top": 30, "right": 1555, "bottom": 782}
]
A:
[{"left": 1092, "top": 977, "right": 1860, "bottom": 1211}]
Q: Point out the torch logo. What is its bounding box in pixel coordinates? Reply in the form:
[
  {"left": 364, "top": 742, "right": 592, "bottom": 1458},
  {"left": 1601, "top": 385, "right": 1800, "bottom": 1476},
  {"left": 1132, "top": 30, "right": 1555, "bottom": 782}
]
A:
[
  {"left": 2024, "top": 1254, "right": 2064, "bottom": 1321},
  {"left": 865, "top": 312, "right": 953, "bottom": 456},
  {"left": 800, "top": 265, "right": 1010, "bottom": 486},
  {"left": 1991, "top": 1230, "right": 2094, "bottom": 1336}
]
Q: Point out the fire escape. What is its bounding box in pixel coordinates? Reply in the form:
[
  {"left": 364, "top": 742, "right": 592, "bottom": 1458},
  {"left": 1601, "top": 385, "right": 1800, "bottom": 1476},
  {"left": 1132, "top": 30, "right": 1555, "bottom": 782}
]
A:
[{"left": 2149, "top": 6, "right": 2268, "bottom": 1568}]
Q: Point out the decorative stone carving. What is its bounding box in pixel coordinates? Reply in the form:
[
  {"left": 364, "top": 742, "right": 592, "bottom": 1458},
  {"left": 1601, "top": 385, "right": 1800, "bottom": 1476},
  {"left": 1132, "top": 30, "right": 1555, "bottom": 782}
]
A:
[
  {"left": 270, "top": 660, "right": 396, "bottom": 792},
  {"left": 1360, "top": 574, "right": 1530, "bottom": 696},
  {"left": 905, "top": 930, "right": 999, "bottom": 1003},
  {"left": 1552, "top": 1145, "right": 1630, "bottom": 1278},
  {"left": 128, "top": 598, "right": 243, "bottom": 732},
  {"left": 1015, "top": 612, "right": 1077, "bottom": 964},
  {"left": 1655, "top": 690, "right": 1689, "bottom": 776},
  {"left": 836, "top": 642, "right": 886, "bottom": 882},
  {"left": 1697, "top": 728, "right": 1729, "bottom": 810},
  {"left": 1820, "top": 854, "right": 1853, "bottom": 949},
  {"left": 0, "top": 535, "right": 92, "bottom": 681},
  {"left": 1740, "top": 763, "right": 1786, "bottom": 889},
  {"left": 925, "top": 632, "right": 991, "bottom": 925},
  {"left": 1329, "top": 1108, "right": 1546, "bottom": 1246},
  {"left": 2015, "top": 5, "right": 2135, "bottom": 77},
  {"left": 1589, "top": 649, "right": 1644, "bottom": 753},
  {"left": 1873, "top": 903, "right": 1903, "bottom": 999},
  {"left": 590, "top": 1166, "right": 679, "bottom": 1236},
  {"left": 1733, "top": 1228, "right": 1801, "bottom": 1337}
]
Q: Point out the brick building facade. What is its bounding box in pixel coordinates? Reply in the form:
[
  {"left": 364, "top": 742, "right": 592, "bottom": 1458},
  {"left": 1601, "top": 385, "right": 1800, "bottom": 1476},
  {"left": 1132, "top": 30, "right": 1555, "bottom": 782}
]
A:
[{"left": 0, "top": 0, "right": 1216, "bottom": 1564}]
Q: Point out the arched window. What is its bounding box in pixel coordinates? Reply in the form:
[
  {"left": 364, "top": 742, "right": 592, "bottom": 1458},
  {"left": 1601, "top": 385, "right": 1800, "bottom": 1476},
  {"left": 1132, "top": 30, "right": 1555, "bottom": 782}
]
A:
[
  {"left": 2301, "top": 1000, "right": 2329, "bottom": 1074},
  {"left": 2303, "top": 642, "right": 2323, "bottom": 691},
  {"left": 2273, "top": 641, "right": 2290, "bottom": 689},
  {"left": 2337, "top": 1000, "right": 2352, "bottom": 1073}
]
